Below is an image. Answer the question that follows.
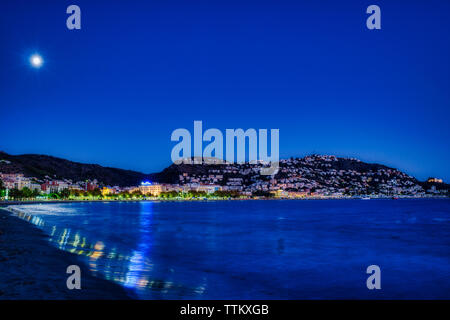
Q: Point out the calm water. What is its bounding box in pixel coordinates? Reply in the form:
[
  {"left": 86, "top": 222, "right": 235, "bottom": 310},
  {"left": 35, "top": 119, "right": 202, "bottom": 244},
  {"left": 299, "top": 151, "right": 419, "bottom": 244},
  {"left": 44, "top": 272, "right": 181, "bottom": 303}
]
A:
[{"left": 10, "top": 199, "right": 450, "bottom": 299}]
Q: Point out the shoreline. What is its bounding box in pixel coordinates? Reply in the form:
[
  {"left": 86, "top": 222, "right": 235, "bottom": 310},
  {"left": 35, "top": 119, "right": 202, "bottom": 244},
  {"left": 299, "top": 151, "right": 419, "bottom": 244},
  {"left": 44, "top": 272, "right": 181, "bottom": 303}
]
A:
[
  {"left": 1, "top": 195, "right": 448, "bottom": 206},
  {"left": 0, "top": 207, "right": 133, "bottom": 299}
]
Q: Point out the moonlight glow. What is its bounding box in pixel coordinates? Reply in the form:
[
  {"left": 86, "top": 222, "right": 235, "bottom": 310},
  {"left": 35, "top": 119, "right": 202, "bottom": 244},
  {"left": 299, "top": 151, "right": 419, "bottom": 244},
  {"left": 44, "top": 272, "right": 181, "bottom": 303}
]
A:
[{"left": 30, "top": 54, "right": 43, "bottom": 68}]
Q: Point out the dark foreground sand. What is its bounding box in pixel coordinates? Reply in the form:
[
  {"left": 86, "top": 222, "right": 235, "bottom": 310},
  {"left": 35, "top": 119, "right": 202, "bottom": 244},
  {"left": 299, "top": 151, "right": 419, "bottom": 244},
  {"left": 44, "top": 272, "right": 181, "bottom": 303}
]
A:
[{"left": 0, "top": 208, "right": 132, "bottom": 299}]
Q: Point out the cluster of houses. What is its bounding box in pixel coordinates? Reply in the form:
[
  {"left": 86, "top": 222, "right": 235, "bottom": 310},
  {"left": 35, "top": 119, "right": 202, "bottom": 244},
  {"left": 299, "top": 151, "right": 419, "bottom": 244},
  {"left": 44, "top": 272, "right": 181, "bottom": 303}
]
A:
[
  {"left": 167, "top": 155, "right": 447, "bottom": 198},
  {"left": 1, "top": 155, "right": 448, "bottom": 199},
  {"left": 0, "top": 172, "right": 99, "bottom": 194},
  {"left": 0, "top": 172, "right": 222, "bottom": 198},
  {"left": 103, "top": 182, "right": 222, "bottom": 197}
]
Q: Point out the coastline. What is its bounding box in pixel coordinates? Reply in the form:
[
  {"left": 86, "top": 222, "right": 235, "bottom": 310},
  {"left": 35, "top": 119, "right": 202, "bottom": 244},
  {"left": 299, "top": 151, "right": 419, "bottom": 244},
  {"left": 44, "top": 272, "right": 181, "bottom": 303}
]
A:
[
  {"left": 0, "top": 195, "right": 448, "bottom": 206},
  {"left": 0, "top": 207, "right": 132, "bottom": 299}
]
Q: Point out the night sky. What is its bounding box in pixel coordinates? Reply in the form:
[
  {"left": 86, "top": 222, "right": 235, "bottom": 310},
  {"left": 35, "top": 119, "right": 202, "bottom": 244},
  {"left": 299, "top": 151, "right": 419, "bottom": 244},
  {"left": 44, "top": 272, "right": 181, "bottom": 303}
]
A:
[{"left": 1, "top": 0, "right": 449, "bottom": 181}]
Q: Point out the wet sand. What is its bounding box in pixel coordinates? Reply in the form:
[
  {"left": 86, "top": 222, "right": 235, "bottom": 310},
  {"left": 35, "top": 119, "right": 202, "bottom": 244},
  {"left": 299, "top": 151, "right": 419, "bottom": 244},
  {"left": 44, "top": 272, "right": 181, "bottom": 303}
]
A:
[{"left": 0, "top": 208, "right": 132, "bottom": 299}]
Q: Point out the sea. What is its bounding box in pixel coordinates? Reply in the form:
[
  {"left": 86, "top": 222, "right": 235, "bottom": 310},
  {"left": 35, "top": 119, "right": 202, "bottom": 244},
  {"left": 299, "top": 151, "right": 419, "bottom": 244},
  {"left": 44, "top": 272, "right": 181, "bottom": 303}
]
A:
[{"left": 8, "top": 199, "right": 450, "bottom": 299}]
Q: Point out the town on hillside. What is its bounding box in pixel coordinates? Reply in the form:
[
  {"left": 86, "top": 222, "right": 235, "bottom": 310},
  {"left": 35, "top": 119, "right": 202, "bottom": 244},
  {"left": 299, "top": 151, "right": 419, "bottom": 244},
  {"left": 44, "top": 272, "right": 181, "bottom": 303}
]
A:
[{"left": 0, "top": 155, "right": 448, "bottom": 200}]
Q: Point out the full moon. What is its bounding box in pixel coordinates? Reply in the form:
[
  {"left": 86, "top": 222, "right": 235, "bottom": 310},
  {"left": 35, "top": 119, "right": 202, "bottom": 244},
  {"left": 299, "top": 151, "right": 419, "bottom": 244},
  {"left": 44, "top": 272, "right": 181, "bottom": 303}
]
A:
[{"left": 30, "top": 54, "right": 43, "bottom": 68}]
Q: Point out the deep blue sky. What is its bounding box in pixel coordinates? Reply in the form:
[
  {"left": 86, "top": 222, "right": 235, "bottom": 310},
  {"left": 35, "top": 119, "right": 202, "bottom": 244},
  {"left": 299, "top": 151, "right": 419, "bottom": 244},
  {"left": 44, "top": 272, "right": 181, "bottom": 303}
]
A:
[{"left": 1, "top": 0, "right": 449, "bottom": 181}]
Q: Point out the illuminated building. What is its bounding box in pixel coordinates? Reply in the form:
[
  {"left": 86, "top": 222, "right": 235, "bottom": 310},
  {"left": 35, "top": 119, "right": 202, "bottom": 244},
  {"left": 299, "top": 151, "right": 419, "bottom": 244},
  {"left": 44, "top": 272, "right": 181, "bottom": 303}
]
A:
[
  {"left": 183, "top": 183, "right": 221, "bottom": 194},
  {"left": 287, "top": 191, "right": 309, "bottom": 198},
  {"left": 40, "top": 180, "right": 70, "bottom": 193},
  {"left": 68, "top": 185, "right": 83, "bottom": 191},
  {"left": 427, "top": 177, "right": 443, "bottom": 183},
  {"left": 139, "top": 181, "right": 163, "bottom": 196},
  {"left": 86, "top": 181, "right": 99, "bottom": 191},
  {"left": 101, "top": 187, "right": 116, "bottom": 196}
]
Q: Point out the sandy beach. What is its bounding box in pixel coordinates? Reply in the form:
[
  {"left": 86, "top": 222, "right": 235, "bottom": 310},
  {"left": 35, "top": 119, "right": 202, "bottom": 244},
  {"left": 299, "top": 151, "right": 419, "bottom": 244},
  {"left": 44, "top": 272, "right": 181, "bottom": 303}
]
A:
[{"left": 0, "top": 207, "right": 132, "bottom": 299}]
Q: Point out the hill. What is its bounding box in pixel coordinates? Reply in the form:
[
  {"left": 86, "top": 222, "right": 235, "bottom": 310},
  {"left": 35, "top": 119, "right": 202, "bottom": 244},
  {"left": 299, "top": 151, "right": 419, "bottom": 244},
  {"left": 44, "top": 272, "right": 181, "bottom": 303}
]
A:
[
  {"left": 151, "top": 155, "right": 448, "bottom": 196},
  {"left": 0, "top": 151, "right": 150, "bottom": 187}
]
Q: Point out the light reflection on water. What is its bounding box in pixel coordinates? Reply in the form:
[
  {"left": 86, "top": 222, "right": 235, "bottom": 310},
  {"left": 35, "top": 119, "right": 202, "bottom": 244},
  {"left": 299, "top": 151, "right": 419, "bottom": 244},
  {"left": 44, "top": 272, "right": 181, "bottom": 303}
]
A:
[
  {"left": 123, "top": 202, "right": 152, "bottom": 289},
  {"left": 6, "top": 200, "right": 450, "bottom": 299},
  {"left": 8, "top": 204, "right": 206, "bottom": 298}
]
